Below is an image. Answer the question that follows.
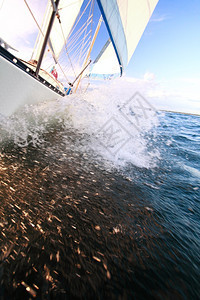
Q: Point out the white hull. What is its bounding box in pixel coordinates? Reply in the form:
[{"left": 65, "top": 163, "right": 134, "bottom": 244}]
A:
[{"left": 0, "top": 55, "right": 63, "bottom": 116}]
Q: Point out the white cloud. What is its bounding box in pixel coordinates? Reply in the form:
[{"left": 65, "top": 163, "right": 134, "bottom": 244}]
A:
[
  {"left": 0, "top": 0, "right": 47, "bottom": 59},
  {"left": 143, "top": 71, "right": 155, "bottom": 81},
  {"left": 120, "top": 74, "right": 200, "bottom": 115},
  {"left": 150, "top": 14, "right": 170, "bottom": 23}
]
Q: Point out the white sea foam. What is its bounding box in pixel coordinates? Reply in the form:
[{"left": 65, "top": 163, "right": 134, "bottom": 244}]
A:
[
  {"left": 0, "top": 78, "right": 160, "bottom": 169},
  {"left": 183, "top": 165, "right": 200, "bottom": 180}
]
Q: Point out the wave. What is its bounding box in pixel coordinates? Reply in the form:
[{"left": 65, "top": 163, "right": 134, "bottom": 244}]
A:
[{"left": 183, "top": 165, "right": 200, "bottom": 180}]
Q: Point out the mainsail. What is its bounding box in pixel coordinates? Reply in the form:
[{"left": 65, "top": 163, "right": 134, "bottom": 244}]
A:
[
  {"left": 91, "top": 0, "right": 159, "bottom": 76},
  {"left": 32, "top": 0, "right": 159, "bottom": 82},
  {"left": 32, "top": 0, "right": 84, "bottom": 62}
]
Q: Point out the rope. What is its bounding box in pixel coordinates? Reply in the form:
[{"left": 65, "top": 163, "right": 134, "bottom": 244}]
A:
[
  {"left": 24, "top": 0, "right": 95, "bottom": 88},
  {"left": 58, "top": 15, "right": 77, "bottom": 79},
  {"left": 57, "top": 0, "right": 94, "bottom": 82},
  {"left": 68, "top": 0, "right": 92, "bottom": 38},
  {"left": 70, "top": 35, "right": 92, "bottom": 64},
  {"left": 24, "top": 0, "right": 44, "bottom": 36},
  {"left": 78, "top": 0, "right": 94, "bottom": 66},
  {"left": 68, "top": 30, "right": 92, "bottom": 55},
  {"left": 24, "top": 0, "right": 70, "bottom": 83},
  {"left": 24, "top": 0, "right": 51, "bottom": 61},
  {"left": 67, "top": 17, "right": 92, "bottom": 50}
]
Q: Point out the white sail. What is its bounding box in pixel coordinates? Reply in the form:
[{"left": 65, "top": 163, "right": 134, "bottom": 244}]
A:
[
  {"left": 92, "top": 0, "right": 159, "bottom": 76},
  {"left": 91, "top": 42, "right": 119, "bottom": 75},
  {"left": 50, "top": 0, "right": 84, "bottom": 60},
  {"left": 32, "top": 2, "right": 52, "bottom": 62},
  {"left": 33, "top": 0, "right": 83, "bottom": 61}
]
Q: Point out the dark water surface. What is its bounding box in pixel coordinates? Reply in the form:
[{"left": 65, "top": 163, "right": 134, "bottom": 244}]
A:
[{"left": 0, "top": 110, "right": 200, "bottom": 299}]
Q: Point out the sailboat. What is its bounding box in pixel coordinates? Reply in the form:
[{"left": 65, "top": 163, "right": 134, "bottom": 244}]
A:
[{"left": 0, "top": 0, "right": 159, "bottom": 117}]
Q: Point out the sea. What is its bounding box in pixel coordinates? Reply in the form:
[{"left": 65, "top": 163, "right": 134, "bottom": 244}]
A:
[{"left": 0, "top": 83, "right": 200, "bottom": 299}]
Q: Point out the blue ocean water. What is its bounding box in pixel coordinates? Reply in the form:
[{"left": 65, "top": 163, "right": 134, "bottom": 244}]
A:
[
  {"left": 0, "top": 94, "right": 199, "bottom": 299},
  {"left": 127, "top": 112, "right": 200, "bottom": 299}
]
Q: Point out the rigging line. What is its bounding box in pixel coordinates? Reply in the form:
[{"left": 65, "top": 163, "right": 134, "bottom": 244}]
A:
[
  {"left": 57, "top": 19, "right": 91, "bottom": 81},
  {"left": 70, "top": 48, "right": 88, "bottom": 71},
  {"left": 66, "top": 26, "right": 93, "bottom": 67},
  {"left": 68, "top": 0, "right": 92, "bottom": 38},
  {"left": 67, "top": 25, "right": 92, "bottom": 55},
  {"left": 68, "top": 44, "right": 87, "bottom": 65},
  {"left": 58, "top": 0, "right": 81, "bottom": 11},
  {"left": 49, "top": 50, "right": 70, "bottom": 82},
  {"left": 74, "top": 16, "right": 103, "bottom": 92},
  {"left": 70, "top": 36, "right": 92, "bottom": 63},
  {"left": 89, "top": 0, "right": 95, "bottom": 44},
  {"left": 68, "top": 43, "right": 91, "bottom": 67},
  {"left": 68, "top": 32, "right": 92, "bottom": 58},
  {"left": 85, "top": 0, "right": 94, "bottom": 56},
  {"left": 72, "top": 48, "right": 90, "bottom": 71},
  {"left": 60, "top": 8, "right": 92, "bottom": 72},
  {"left": 57, "top": 1, "right": 93, "bottom": 81},
  {"left": 63, "top": 65, "right": 74, "bottom": 76},
  {"left": 67, "top": 30, "right": 92, "bottom": 54},
  {"left": 24, "top": 0, "right": 57, "bottom": 62},
  {"left": 87, "top": 0, "right": 94, "bottom": 86},
  {"left": 67, "top": 17, "right": 92, "bottom": 49},
  {"left": 24, "top": 0, "right": 48, "bottom": 60},
  {"left": 77, "top": 22, "right": 91, "bottom": 63},
  {"left": 72, "top": 0, "right": 94, "bottom": 89},
  {"left": 24, "top": 0, "right": 43, "bottom": 36},
  {"left": 57, "top": 14, "right": 77, "bottom": 78},
  {"left": 30, "top": 2, "right": 51, "bottom": 60},
  {"left": 68, "top": 32, "right": 90, "bottom": 53},
  {"left": 78, "top": 0, "right": 94, "bottom": 66},
  {"left": 57, "top": 56, "right": 76, "bottom": 82},
  {"left": 56, "top": 60, "right": 70, "bottom": 83},
  {"left": 66, "top": 17, "right": 93, "bottom": 61},
  {"left": 67, "top": 32, "right": 91, "bottom": 60},
  {"left": 71, "top": 59, "right": 91, "bottom": 85},
  {"left": 24, "top": 0, "right": 69, "bottom": 83}
]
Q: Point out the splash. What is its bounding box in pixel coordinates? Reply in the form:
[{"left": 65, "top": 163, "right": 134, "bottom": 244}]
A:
[
  {"left": 183, "top": 165, "right": 200, "bottom": 180},
  {"left": 0, "top": 79, "right": 160, "bottom": 169}
]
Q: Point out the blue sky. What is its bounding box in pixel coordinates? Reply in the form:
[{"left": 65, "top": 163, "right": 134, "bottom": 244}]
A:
[
  {"left": 126, "top": 0, "right": 200, "bottom": 80},
  {"left": 123, "top": 0, "right": 200, "bottom": 114}
]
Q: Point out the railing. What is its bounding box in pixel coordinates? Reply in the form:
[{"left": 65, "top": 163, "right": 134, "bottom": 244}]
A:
[{"left": 0, "top": 45, "right": 65, "bottom": 97}]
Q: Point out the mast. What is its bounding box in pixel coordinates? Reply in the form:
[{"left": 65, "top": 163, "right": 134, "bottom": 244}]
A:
[
  {"left": 35, "top": 0, "right": 60, "bottom": 77},
  {"left": 74, "top": 16, "right": 103, "bottom": 93}
]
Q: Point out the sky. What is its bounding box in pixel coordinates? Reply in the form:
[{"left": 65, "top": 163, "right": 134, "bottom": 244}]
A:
[
  {"left": 125, "top": 0, "right": 200, "bottom": 114},
  {"left": 0, "top": 0, "right": 200, "bottom": 114}
]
